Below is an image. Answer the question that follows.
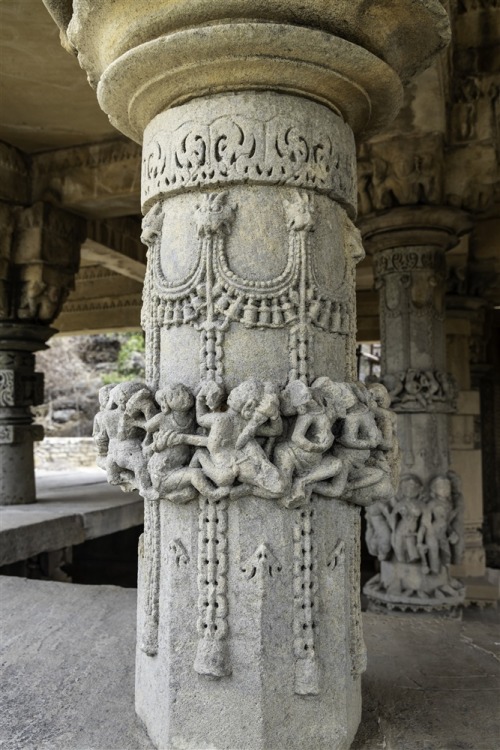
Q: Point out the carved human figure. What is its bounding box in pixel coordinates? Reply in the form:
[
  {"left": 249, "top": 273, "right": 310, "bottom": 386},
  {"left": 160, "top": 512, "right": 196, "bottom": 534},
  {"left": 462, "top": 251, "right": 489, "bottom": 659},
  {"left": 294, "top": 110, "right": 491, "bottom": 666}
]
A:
[
  {"left": 144, "top": 384, "right": 197, "bottom": 503},
  {"left": 93, "top": 384, "right": 118, "bottom": 468},
  {"left": 105, "top": 381, "right": 151, "bottom": 492},
  {"left": 366, "top": 499, "right": 393, "bottom": 561},
  {"left": 381, "top": 371, "right": 405, "bottom": 405},
  {"left": 315, "top": 383, "right": 384, "bottom": 501},
  {"left": 391, "top": 475, "right": 424, "bottom": 564},
  {"left": 417, "top": 476, "right": 459, "bottom": 575},
  {"left": 273, "top": 378, "right": 345, "bottom": 507},
  {"left": 162, "top": 379, "right": 283, "bottom": 501},
  {"left": 17, "top": 265, "right": 46, "bottom": 320}
]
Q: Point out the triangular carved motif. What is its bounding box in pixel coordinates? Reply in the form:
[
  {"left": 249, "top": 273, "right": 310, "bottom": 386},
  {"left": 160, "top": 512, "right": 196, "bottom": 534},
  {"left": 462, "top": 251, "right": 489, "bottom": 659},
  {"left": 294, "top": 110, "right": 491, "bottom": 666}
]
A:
[
  {"left": 168, "top": 538, "right": 190, "bottom": 567},
  {"left": 326, "top": 540, "right": 345, "bottom": 571},
  {"left": 241, "top": 543, "right": 283, "bottom": 580}
]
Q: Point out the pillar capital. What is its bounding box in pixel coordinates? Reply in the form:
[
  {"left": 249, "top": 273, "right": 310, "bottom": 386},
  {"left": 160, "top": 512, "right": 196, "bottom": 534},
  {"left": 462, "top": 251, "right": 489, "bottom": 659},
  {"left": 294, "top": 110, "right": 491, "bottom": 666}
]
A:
[
  {"left": 0, "top": 201, "right": 85, "bottom": 325},
  {"left": 359, "top": 205, "right": 472, "bottom": 255},
  {"left": 44, "top": 0, "right": 449, "bottom": 143}
]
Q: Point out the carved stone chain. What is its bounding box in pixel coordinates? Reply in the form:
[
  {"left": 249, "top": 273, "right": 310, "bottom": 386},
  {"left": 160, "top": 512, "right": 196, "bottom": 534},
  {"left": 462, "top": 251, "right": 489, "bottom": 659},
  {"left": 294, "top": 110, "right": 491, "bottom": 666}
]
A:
[{"left": 195, "top": 496, "right": 231, "bottom": 677}]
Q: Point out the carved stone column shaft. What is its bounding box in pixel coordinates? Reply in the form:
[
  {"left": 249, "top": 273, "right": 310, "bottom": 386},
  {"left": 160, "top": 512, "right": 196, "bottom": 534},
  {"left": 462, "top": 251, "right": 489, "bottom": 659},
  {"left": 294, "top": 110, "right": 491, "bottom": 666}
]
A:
[
  {"left": 44, "top": 0, "right": 451, "bottom": 747},
  {"left": 134, "top": 90, "right": 368, "bottom": 749},
  {"left": 361, "top": 207, "right": 469, "bottom": 611}
]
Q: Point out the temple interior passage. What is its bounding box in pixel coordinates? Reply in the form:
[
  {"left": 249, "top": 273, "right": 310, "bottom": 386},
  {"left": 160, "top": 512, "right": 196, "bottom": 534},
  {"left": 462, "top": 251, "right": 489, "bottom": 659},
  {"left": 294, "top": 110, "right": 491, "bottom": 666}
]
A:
[{"left": 0, "top": 1, "right": 499, "bottom": 749}]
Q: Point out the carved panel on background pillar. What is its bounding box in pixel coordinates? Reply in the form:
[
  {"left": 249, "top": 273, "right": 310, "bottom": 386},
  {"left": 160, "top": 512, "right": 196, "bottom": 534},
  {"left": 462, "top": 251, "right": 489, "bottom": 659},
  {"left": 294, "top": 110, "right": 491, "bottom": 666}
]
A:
[
  {"left": 0, "top": 201, "right": 86, "bottom": 325},
  {"left": 364, "top": 471, "right": 465, "bottom": 611},
  {"left": 357, "top": 135, "right": 444, "bottom": 216}
]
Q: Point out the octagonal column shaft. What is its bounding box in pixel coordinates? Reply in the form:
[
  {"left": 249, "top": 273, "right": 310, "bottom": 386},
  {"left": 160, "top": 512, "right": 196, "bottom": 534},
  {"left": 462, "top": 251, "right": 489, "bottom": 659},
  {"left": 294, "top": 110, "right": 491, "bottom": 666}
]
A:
[
  {"left": 134, "top": 90, "right": 367, "bottom": 750},
  {"left": 43, "top": 1, "right": 452, "bottom": 748}
]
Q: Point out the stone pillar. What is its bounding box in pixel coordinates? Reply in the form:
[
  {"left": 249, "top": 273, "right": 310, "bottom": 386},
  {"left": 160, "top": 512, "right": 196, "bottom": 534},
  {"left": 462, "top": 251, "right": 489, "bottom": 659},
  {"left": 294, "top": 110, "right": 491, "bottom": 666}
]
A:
[
  {"left": 0, "top": 201, "right": 83, "bottom": 504},
  {"left": 46, "top": 1, "right": 450, "bottom": 747},
  {"left": 361, "top": 206, "right": 470, "bottom": 612},
  {"left": 446, "top": 297, "right": 499, "bottom": 605}
]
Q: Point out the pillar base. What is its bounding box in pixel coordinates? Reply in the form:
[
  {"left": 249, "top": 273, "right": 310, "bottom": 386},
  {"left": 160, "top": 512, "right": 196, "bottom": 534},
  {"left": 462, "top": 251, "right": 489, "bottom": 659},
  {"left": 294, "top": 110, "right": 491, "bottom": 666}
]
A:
[
  {"left": 364, "top": 562, "right": 465, "bottom": 613},
  {"left": 135, "top": 497, "right": 364, "bottom": 750}
]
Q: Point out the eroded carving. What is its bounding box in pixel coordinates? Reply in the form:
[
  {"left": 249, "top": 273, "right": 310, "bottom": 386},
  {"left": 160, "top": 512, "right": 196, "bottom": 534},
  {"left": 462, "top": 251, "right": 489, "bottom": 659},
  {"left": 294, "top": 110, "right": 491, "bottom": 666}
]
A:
[
  {"left": 381, "top": 369, "right": 458, "bottom": 412},
  {"left": 364, "top": 471, "right": 465, "bottom": 611},
  {"left": 95, "top": 378, "right": 396, "bottom": 510},
  {"left": 357, "top": 137, "right": 443, "bottom": 216},
  {"left": 241, "top": 543, "right": 282, "bottom": 581}
]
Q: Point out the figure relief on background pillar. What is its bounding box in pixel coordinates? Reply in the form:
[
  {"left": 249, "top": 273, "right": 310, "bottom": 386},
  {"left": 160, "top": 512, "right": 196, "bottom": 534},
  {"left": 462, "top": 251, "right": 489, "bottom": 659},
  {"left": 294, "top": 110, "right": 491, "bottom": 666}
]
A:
[
  {"left": 356, "top": 136, "right": 443, "bottom": 216},
  {"left": 361, "top": 206, "right": 469, "bottom": 612},
  {"left": 364, "top": 471, "right": 464, "bottom": 609}
]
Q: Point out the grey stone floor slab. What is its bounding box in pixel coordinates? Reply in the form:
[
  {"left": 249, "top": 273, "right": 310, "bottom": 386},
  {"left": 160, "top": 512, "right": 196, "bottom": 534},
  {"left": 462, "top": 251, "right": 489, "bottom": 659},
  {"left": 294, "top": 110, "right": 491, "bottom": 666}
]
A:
[
  {"left": 0, "top": 576, "right": 499, "bottom": 750},
  {"left": 0, "top": 470, "right": 143, "bottom": 565}
]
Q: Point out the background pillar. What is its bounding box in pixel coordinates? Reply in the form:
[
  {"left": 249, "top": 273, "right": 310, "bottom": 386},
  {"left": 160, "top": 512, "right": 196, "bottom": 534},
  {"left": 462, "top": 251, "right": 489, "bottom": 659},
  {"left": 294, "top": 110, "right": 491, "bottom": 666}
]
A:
[
  {"left": 361, "top": 206, "right": 470, "bottom": 611},
  {"left": 0, "top": 201, "right": 83, "bottom": 504}
]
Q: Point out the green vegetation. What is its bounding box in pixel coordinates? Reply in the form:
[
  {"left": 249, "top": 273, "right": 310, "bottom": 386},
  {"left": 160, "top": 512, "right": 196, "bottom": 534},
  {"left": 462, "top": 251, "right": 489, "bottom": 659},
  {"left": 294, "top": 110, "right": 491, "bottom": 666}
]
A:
[{"left": 102, "top": 333, "right": 145, "bottom": 384}]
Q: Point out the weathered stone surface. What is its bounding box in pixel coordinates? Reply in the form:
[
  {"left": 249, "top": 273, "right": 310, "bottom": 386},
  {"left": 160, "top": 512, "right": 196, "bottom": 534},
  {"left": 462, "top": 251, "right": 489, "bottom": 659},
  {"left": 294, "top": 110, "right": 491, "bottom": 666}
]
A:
[
  {"left": 0, "top": 576, "right": 152, "bottom": 750},
  {"left": 1, "top": 576, "right": 498, "bottom": 750},
  {"left": 56, "top": 0, "right": 450, "bottom": 87},
  {"left": 361, "top": 207, "right": 470, "bottom": 612},
  {"left": 0, "top": 202, "right": 85, "bottom": 504}
]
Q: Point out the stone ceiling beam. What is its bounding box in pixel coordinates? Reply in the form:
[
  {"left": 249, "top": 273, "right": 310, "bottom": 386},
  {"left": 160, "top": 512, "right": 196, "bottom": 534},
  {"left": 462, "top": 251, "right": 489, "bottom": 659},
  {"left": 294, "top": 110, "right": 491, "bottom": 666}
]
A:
[
  {"left": 31, "top": 139, "right": 141, "bottom": 219},
  {"left": 84, "top": 216, "right": 145, "bottom": 282}
]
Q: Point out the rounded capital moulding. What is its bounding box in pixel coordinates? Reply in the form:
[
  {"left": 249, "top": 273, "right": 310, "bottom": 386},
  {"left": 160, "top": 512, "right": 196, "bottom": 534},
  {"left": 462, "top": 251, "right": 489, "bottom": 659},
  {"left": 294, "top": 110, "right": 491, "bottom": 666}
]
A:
[
  {"left": 96, "top": 23, "right": 403, "bottom": 144},
  {"left": 60, "top": 0, "right": 450, "bottom": 87},
  {"left": 44, "top": 0, "right": 451, "bottom": 143},
  {"left": 358, "top": 206, "right": 473, "bottom": 255}
]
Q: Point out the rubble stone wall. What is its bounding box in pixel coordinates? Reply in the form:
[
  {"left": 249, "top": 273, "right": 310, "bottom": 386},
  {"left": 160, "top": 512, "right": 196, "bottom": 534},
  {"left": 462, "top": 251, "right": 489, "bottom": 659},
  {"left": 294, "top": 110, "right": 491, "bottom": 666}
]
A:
[{"left": 35, "top": 437, "right": 97, "bottom": 470}]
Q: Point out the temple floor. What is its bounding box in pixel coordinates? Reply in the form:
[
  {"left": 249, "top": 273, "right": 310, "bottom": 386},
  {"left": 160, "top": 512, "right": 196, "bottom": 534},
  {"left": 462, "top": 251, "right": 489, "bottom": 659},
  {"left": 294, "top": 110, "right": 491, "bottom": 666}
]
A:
[{"left": 0, "top": 576, "right": 498, "bottom": 750}]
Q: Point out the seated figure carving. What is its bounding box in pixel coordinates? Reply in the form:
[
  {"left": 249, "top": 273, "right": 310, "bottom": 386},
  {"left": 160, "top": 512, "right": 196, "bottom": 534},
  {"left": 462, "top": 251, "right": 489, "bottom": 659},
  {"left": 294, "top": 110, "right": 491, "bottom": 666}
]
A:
[
  {"left": 143, "top": 384, "right": 197, "bottom": 503},
  {"left": 273, "top": 378, "right": 344, "bottom": 508}
]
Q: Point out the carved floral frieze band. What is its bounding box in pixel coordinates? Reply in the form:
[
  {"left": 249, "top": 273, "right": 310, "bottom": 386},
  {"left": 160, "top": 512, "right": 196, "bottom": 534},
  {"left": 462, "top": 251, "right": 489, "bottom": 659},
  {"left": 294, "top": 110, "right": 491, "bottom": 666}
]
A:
[
  {"left": 142, "top": 113, "right": 356, "bottom": 209},
  {"left": 373, "top": 246, "right": 446, "bottom": 279}
]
